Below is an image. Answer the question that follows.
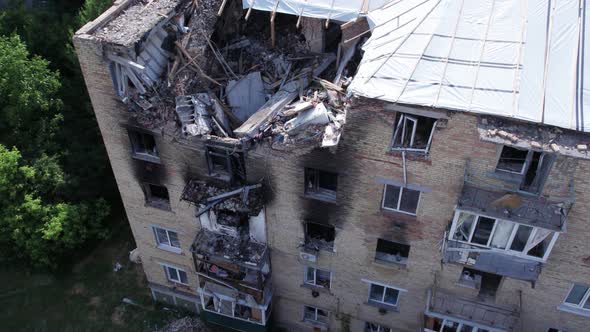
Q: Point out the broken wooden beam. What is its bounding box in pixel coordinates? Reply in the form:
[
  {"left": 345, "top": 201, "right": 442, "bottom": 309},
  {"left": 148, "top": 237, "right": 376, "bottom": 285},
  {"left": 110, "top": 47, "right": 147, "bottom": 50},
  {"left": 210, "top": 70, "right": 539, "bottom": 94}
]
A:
[{"left": 107, "top": 53, "right": 145, "bottom": 71}]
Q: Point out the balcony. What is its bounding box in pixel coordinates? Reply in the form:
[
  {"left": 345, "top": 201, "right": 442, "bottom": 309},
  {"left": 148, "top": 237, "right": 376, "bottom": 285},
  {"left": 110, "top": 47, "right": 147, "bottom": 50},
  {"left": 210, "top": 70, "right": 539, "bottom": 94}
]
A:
[
  {"left": 192, "top": 229, "right": 271, "bottom": 304},
  {"left": 425, "top": 288, "right": 520, "bottom": 332}
]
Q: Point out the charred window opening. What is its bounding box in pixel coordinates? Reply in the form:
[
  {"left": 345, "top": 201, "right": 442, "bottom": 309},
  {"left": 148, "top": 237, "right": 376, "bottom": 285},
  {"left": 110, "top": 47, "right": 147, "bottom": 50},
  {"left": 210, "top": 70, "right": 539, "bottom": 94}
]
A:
[
  {"left": 304, "top": 266, "right": 331, "bottom": 288},
  {"left": 391, "top": 113, "right": 437, "bottom": 153},
  {"left": 305, "top": 168, "right": 337, "bottom": 201},
  {"left": 206, "top": 146, "right": 246, "bottom": 183},
  {"left": 496, "top": 146, "right": 554, "bottom": 194},
  {"left": 129, "top": 130, "right": 159, "bottom": 162},
  {"left": 459, "top": 267, "right": 502, "bottom": 299},
  {"left": 375, "top": 239, "right": 410, "bottom": 266},
  {"left": 496, "top": 146, "right": 528, "bottom": 174},
  {"left": 143, "top": 183, "right": 170, "bottom": 210},
  {"left": 305, "top": 222, "right": 335, "bottom": 251},
  {"left": 216, "top": 210, "right": 247, "bottom": 228}
]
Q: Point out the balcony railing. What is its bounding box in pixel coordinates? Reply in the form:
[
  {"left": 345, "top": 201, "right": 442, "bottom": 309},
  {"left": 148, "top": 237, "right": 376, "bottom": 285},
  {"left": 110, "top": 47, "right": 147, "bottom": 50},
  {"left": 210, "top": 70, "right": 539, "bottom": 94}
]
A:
[
  {"left": 426, "top": 287, "right": 519, "bottom": 331},
  {"left": 442, "top": 237, "right": 542, "bottom": 282}
]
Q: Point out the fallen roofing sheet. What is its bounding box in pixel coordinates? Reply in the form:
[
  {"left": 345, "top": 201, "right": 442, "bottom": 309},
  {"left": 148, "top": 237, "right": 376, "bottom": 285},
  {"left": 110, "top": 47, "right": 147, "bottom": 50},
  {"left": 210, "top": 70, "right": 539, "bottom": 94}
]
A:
[
  {"left": 242, "top": 0, "right": 391, "bottom": 23},
  {"left": 350, "top": 0, "right": 590, "bottom": 133}
]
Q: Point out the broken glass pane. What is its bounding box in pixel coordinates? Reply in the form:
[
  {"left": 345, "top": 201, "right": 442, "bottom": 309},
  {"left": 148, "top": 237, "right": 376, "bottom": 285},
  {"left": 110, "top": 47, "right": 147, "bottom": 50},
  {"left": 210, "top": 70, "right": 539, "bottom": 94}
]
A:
[
  {"left": 369, "top": 284, "right": 385, "bottom": 302},
  {"left": 510, "top": 225, "right": 533, "bottom": 252},
  {"left": 471, "top": 217, "right": 495, "bottom": 245},
  {"left": 383, "top": 287, "right": 399, "bottom": 305},
  {"left": 318, "top": 170, "right": 338, "bottom": 191},
  {"left": 453, "top": 213, "right": 476, "bottom": 241},
  {"left": 306, "top": 267, "right": 315, "bottom": 284},
  {"left": 304, "top": 306, "right": 316, "bottom": 320},
  {"left": 496, "top": 146, "right": 528, "bottom": 173}
]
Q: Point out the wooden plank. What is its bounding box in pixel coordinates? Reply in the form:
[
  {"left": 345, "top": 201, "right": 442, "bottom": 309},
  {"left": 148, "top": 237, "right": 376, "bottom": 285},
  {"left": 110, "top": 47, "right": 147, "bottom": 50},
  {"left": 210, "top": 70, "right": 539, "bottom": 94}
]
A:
[
  {"left": 217, "top": 0, "right": 229, "bottom": 16},
  {"left": 245, "top": 0, "right": 256, "bottom": 20}
]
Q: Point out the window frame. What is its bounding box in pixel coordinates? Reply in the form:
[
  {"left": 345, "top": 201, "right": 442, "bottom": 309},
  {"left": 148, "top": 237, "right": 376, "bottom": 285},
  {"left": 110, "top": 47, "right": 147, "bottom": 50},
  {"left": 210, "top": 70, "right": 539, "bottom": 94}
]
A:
[
  {"left": 304, "top": 266, "right": 332, "bottom": 289},
  {"left": 128, "top": 129, "right": 159, "bottom": 162},
  {"left": 390, "top": 113, "right": 437, "bottom": 153},
  {"left": 161, "top": 263, "right": 189, "bottom": 285},
  {"left": 374, "top": 238, "right": 410, "bottom": 266},
  {"left": 365, "top": 281, "right": 404, "bottom": 309},
  {"left": 365, "top": 322, "right": 392, "bottom": 332},
  {"left": 152, "top": 226, "right": 181, "bottom": 253},
  {"left": 304, "top": 168, "right": 338, "bottom": 202},
  {"left": 303, "top": 305, "right": 329, "bottom": 325},
  {"left": 381, "top": 184, "right": 421, "bottom": 216},
  {"left": 562, "top": 284, "right": 590, "bottom": 310},
  {"left": 448, "top": 210, "right": 559, "bottom": 262}
]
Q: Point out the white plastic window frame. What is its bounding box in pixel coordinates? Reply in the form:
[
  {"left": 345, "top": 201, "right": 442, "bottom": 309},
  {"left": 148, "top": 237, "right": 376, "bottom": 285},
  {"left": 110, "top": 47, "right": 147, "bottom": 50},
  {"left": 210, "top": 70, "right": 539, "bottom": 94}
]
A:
[
  {"left": 303, "top": 305, "right": 329, "bottom": 325},
  {"left": 381, "top": 184, "right": 421, "bottom": 216},
  {"left": 366, "top": 282, "right": 402, "bottom": 308},
  {"left": 390, "top": 113, "right": 437, "bottom": 153},
  {"left": 161, "top": 263, "right": 189, "bottom": 285},
  {"left": 562, "top": 284, "right": 590, "bottom": 310},
  {"left": 304, "top": 266, "right": 332, "bottom": 289},
  {"left": 448, "top": 210, "right": 559, "bottom": 262},
  {"left": 152, "top": 226, "right": 181, "bottom": 253}
]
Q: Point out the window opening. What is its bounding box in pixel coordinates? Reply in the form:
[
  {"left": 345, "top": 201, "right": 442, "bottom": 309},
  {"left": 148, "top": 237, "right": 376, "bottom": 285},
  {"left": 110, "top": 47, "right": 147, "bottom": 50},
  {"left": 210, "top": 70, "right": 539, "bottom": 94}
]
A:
[
  {"left": 129, "top": 130, "right": 158, "bottom": 160},
  {"left": 305, "top": 222, "right": 335, "bottom": 251},
  {"left": 563, "top": 284, "right": 590, "bottom": 310},
  {"left": 368, "top": 283, "right": 400, "bottom": 307},
  {"left": 305, "top": 168, "right": 338, "bottom": 201},
  {"left": 164, "top": 265, "right": 188, "bottom": 284},
  {"left": 144, "top": 183, "right": 170, "bottom": 209},
  {"left": 496, "top": 146, "right": 528, "bottom": 174},
  {"left": 375, "top": 239, "right": 410, "bottom": 265},
  {"left": 304, "top": 266, "right": 331, "bottom": 288},
  {"left": 391, "top": 113, "right": 437, "bottom": 153},
  {"left": 459, "top": 268, "right": 502, "bottom": 299},
  {"left": 382, "top": 184, "right": 420, "bottom": 215},
  {"left": 206, "top": 146, "right": 246, "bottom": 183},
  {"left": 303, "top": 305, "right": 329, "bottom": 324}
]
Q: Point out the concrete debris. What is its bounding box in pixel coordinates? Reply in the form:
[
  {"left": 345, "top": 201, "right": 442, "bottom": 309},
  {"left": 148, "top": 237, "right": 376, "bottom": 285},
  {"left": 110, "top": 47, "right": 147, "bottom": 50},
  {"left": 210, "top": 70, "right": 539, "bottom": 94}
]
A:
[
  {"left": 157, "top": 317, "right": 212, "bottom": 332},
  {"left": 550, "top": 143, "right": 560, "bottom": 152},
  {"left": 181, "top": 180, "right": 263, "bottom": 216},
  {"left": 193, "top": 229, "right": 267, "bottom": 267},
  {"left": 577, "top": 144, "right": 588, "bottom": 151},
  {"left": 531, "top": 141, "right": 542, "bottom": 149},
  {"left": 95, "top": 0, "right": 350, "bottom": 153}
]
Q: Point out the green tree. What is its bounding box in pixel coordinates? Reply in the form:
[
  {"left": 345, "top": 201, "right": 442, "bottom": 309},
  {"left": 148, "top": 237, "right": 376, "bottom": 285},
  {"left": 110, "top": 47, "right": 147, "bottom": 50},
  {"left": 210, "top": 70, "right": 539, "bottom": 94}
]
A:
[
  {"left": 0, "top": 35, "right": 63, "bottom": 157},
  {"left": 0, "top": 145, "right": 110, "bottom": 268},
  {"left": 76, "top": 0, "right": 113, "bottom": 27}
]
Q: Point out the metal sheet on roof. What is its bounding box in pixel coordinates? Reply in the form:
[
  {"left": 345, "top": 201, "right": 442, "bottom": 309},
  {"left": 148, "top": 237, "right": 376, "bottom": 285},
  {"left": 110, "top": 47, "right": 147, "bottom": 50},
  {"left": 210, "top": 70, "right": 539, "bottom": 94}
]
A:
[
  {"left": 241, "top": 0, "right": 391, "bottom": 23},
  {"left": 350, "top": 0, "right": 590, "bottom": 132}
]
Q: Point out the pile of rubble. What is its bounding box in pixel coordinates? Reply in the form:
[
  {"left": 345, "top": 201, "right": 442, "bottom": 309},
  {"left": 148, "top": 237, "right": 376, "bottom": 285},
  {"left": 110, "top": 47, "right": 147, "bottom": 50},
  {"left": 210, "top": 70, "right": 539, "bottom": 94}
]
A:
[
  {"left": 193, "top": 229, "right": 267, "bottom": 265},
  {"left": 95, "top": 0, "right": 351, "bottom": 151},
  {"left": 157, "top": 316, "right": 213, "bottom": 332},
  {"left": 181, "top": 180, "right": 264, "bottom": 216}
]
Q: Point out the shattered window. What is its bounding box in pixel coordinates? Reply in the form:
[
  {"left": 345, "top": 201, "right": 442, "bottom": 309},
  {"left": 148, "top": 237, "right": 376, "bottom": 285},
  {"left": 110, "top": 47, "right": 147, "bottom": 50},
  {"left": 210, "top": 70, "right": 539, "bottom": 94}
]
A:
[
  {"left": 391, "top": 113, "right": 437, "bottom": 152},
  {"left": 496, "top": 146, "right": 528, "bottom": 174},
  {"left": 368, "top": 283, "right": 400, "bottom": 307},
  {"left": 305, "top": 222, "right": 335, "bottom": 251},
  {"left": 129, "top": 130, "right": 158, "bottom": 160},
  {"left": 305, "top": 168, "right": 338, "bottom": 201},
  {"left": 164, "top": 265, "right": 188, "bottom": 285},
  {"left": 303, "top": 305, "right": 329, "bottom": 324},
  {"left": 365, "top": 322, "right": 392, "bottom": 332},
  {"left": 382, "top": 184, "right": 420, "bottom": 215},
  {"left": 206, "top": 146, "right": 246, "bottom": 183},
  {"left": 375, "top": 239, "right": 410, "bottom": 265},
  {"left": 144, "top": 183, "right": 170, "bottom": 210},
  {"left": 153, "top": 226, "right": 180, "bottom": 250},
  {"left": 304, "top": 266, "right": 331, "bottom": 288}
]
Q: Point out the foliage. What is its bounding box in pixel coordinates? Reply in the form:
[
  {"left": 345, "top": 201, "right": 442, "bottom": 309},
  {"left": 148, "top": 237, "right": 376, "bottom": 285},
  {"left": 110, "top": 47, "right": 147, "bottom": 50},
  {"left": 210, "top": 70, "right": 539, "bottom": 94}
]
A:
[
  {"left": 76, "top": 0, "right": 113, "bottom": 27},
  {"left": 0, "top": 35, "right": 63, "bottom": 156},
  {"left": 0, "top": 145, "right": 110, "bottom": 268}
]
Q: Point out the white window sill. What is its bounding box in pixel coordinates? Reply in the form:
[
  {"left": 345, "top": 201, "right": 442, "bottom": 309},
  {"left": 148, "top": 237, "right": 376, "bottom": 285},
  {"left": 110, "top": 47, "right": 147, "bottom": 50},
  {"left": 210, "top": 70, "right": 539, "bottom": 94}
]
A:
[
  {"left": 372, "top": 259, "right": 408, "bottom": 270},
  {"left": 157, "top": 244, "right": 182, "bottom": 254},
  {"left": 132, "top": 153, "right": 161, "bottom": 164},
  {"left": 303, "top": 318, "right": 329, "bottom": 329},
  {"left": 557, "top": 304, "right": 590, "bottom": 317},
  {"left": 381, "top": 207, "right": 417, "bottom": 217},
  {"left": 303, "top": 193, "right": 337, "bottom": 204},
  {"left": 366, "top": 300, "right": 399, "bottom": 312}
]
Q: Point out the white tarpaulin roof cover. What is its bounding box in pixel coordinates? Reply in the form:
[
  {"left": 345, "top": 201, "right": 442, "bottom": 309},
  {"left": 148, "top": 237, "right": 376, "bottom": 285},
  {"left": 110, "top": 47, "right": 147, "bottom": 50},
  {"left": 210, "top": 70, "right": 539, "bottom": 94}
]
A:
[
  {"left": 349, "top": 0, "right": 590, "bottom": 132},
  {"left": 242, "top": 0, "right": 391, "bottom": 23}
]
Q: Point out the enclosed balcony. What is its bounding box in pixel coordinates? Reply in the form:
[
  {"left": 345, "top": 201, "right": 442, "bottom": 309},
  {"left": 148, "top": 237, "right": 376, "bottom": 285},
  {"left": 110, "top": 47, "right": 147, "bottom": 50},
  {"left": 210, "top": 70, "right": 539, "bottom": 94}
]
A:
[{"left": 424, "top": 287, "right": 520, "bottom": 332}]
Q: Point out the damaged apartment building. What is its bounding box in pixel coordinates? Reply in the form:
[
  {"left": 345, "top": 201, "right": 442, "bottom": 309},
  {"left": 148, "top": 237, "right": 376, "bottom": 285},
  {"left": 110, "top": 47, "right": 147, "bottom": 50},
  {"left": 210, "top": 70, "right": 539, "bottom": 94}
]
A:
[{"left": 74, "top": 0, "right": 590, "bottom": 331}]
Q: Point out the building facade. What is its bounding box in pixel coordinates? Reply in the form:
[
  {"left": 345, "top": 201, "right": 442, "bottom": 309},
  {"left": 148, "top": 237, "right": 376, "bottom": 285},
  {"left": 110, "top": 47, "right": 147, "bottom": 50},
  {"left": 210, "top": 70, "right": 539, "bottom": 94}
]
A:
[{"left": 74, "top": 0, "right": 590, "bottom": 331}]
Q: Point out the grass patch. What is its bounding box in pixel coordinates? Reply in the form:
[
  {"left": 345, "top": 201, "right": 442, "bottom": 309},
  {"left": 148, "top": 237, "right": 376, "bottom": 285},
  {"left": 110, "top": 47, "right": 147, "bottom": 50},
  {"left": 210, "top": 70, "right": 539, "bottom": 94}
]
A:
[{"left": 0, "top": 218, "right": 188, "bottom": 332}]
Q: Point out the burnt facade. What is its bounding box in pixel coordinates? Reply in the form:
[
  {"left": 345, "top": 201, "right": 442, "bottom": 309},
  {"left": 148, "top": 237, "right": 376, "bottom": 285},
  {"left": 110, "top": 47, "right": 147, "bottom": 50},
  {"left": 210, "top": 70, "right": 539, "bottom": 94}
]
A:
[{"left": 74, "top": 0, "right": 590, "bottom": 331}]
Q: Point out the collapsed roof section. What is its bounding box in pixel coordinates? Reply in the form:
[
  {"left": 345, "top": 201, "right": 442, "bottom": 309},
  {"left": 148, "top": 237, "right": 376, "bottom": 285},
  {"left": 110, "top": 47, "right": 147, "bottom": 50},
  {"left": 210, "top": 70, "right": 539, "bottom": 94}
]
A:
[{"left": 92, "top": 0, "right": 353, "bottom": 152}]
